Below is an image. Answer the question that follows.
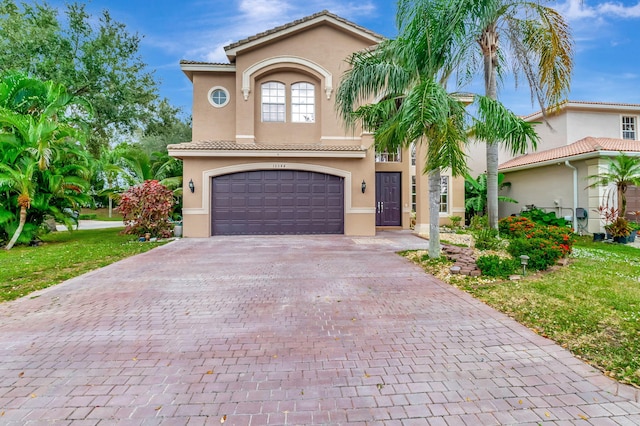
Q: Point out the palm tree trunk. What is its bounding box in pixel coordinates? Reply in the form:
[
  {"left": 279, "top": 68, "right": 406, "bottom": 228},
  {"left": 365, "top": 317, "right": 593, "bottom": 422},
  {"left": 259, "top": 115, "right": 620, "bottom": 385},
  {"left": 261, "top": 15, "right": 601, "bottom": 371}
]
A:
[
  {"left": 480, "top": 23, "right": 500, "bottom": 230},
  {"left": 428, "top": 169, "right": 441, "bottom": 259},
  {"left": 5, "top": 206, "right": 27, "bottom": 250}
]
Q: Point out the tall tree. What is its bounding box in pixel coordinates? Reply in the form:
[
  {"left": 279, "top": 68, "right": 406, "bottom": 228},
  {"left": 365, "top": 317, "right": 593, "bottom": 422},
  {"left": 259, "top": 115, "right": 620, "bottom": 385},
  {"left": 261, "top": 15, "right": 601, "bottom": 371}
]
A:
[
  {"left": 337, "top": 0, "right": 469, "bottom": 258},
  {"left": 0, "top": 0, "right": 159, "bottom": 154},
  {"left": 463, "top": 0, "right": 573, "bottom": 229}
]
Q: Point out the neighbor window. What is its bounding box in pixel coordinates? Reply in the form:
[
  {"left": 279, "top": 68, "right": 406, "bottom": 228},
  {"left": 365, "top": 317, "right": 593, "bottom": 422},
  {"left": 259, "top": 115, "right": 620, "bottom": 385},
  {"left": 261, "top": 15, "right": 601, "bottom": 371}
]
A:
[
  {"left": 291, "top": 82, "right": 315, "bottom": 123},
  {"left": 622, "top": 116, "right": 637, "bottom": 140},
  {"left": 411, "top": 175, "right": 416, "bottom": 213},
  {"left": 440, "top": 176, "right": 449, "bottom": 213},
  {"left": 261, "top": 82, "right": 285, "bottom": 122}
]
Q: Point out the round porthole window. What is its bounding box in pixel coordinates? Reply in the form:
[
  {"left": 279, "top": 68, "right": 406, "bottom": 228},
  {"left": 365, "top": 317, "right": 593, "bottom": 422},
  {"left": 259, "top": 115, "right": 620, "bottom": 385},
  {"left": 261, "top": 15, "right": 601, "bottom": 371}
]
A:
[{"left": 208, "top": 86, "right": 229, "bottom": 108}]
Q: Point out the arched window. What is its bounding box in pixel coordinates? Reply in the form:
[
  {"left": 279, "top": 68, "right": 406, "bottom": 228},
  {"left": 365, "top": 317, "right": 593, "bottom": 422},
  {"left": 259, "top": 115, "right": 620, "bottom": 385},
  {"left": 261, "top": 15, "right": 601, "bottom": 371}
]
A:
[
  {"left": 261, "top": 82, "right": 285, "bottom": 122},
  {"left": 291, "top": 82, "right": 315, "bottom": 123}
]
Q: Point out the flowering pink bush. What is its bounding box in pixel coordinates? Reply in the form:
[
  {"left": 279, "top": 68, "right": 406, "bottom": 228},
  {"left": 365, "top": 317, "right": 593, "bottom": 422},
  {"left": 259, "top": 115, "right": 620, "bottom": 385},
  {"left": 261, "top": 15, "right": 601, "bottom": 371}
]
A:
[{"left": 118, "top": 180, "right": 173, "bottom": 238}]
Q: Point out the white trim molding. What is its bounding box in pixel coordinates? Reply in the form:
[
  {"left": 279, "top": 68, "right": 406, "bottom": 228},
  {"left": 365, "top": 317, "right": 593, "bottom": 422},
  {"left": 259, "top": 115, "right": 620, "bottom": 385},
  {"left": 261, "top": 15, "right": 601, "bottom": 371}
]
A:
[{"left": 242, "top": 56, "right": 333, "bottom": 101}]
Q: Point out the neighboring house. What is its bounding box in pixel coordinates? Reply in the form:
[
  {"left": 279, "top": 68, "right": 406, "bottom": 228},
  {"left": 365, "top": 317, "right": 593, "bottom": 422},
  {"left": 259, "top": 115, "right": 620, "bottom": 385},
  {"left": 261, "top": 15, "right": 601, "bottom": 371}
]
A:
[
  {"left": 168, "top": 10, "right": 464, "bottom": 237},
  {"left": 468, "top": 101, "right": 640, "bottom": 234}
]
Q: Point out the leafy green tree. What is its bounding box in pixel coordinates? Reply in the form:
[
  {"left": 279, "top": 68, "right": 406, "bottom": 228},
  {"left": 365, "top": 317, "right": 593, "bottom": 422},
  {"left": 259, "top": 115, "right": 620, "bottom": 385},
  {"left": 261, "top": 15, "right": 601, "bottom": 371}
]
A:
[
  {"left": 465, "top": 172, "right": 517, "bottom": 217},
  {"left": 0, "top": 0, "right": 159, "bottom": 154},
  {"left": 587, "top": 153, "right": 640, "bottom": 218},
  {"left": 0, "top": 72, "right": 90, "bottom": 249},
  {"left": 138, "top": 100, "right": 192, "bottom": 156},
  {"left": 337, "top": 0, "right": 469, "bottom": 258},
  {"left": 462, "top": 0, "right": 574, "bottom": 230}
]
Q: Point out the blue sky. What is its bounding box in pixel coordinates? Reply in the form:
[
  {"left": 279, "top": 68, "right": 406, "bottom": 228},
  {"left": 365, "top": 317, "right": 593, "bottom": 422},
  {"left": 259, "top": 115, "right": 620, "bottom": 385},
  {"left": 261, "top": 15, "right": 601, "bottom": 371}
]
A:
[{"left": 47, "top": 0, "right": 640, "bottom": 117}]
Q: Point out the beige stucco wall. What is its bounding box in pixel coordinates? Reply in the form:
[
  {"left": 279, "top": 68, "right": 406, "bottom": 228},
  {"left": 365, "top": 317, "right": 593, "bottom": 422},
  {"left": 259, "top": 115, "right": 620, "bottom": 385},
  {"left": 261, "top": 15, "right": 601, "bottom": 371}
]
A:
[
  {"left": 233, "top": 24, "right": 377, "bottom": 146},
  {"left": 191, "top": 73, "right": 236, "bottom": 141},
  {"left": 180, "top": 152, "right": 377, "bottom": 237}
]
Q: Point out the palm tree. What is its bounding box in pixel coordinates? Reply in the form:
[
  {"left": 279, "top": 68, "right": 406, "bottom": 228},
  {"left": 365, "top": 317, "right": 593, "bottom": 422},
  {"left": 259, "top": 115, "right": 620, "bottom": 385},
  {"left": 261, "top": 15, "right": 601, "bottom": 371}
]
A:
[
  {"left": 464, "top": 0, "right": 574, "bottom": 229},
  {"left": 336, "top": 0, "right": 470, "bottom": 258},
  {"left": 0, "top": 157, "right": 35, "bottom": 250},
  {"left": 587, "top": 153, "right": 640, "bottom": 218},
  {"left": 0, "top": 72, "right": 91, "bottom": 248},
  {"left": 465, "top": 172, "right": 517, "bottom": 217}
]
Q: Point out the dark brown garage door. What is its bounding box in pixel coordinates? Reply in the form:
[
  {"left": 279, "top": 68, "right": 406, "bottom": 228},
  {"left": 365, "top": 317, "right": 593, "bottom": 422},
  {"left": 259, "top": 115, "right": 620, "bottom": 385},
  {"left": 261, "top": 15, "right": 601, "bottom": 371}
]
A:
[{"left": 211, "top": 170, "right": 344, "bottom": 235}]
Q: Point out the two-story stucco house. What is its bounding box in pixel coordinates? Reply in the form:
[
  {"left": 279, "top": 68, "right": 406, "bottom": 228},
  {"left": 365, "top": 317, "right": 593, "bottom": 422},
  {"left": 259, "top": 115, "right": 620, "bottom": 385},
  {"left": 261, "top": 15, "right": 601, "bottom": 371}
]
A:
[
  {"left": 469, "top": 101, "right": 640, "bottom": 234},
  {"left": 168, "top": 11, "right": 464, "bottom": 237}
]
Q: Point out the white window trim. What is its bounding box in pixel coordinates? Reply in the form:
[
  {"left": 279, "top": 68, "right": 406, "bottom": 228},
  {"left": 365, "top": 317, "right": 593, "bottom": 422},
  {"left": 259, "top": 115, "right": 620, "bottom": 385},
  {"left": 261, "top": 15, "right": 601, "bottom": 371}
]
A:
[
  {"left": 207, "top": 86, "right": 230, "bottom": 108},
  {"left": 291, "top": 82, "right": 315, "bottom": 123},
  {"left": 439, "top": 175, "right": 449, "bottom": 214},
  {"left": 242, "top": 56, "right": 332, "bottom": 100},
  {"left": 621, "top": 115, "right": 638, "bottom": 140},
  {"left": 261, "top": 81, "right": 286, "bottom": 123}
]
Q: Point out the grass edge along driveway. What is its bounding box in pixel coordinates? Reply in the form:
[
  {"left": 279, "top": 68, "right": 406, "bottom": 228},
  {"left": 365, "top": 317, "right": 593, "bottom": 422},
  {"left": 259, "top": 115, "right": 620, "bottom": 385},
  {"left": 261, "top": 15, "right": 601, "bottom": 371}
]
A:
[
  {"left": 0, "top": 227, "right": 167, "bottom": 302},
  {"left": 404, "top": 237, "right": 640, "bottom": 388}
]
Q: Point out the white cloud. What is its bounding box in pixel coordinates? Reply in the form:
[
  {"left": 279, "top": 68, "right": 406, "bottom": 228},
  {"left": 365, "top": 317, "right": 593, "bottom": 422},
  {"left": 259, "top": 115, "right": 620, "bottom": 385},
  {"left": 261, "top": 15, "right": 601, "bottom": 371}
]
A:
[
  {"left": 556, "top": 0, "right": 640, "bottom": 20},
  {"left": 184, "top": 0, "right": 378, "bottom": 63}
]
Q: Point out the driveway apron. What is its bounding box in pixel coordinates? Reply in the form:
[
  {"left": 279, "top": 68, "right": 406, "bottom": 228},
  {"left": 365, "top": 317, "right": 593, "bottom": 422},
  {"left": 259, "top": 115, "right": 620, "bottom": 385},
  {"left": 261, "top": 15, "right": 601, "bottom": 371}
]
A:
[{"left": 1, "top": 232, "right": 639, "bottom": 425}]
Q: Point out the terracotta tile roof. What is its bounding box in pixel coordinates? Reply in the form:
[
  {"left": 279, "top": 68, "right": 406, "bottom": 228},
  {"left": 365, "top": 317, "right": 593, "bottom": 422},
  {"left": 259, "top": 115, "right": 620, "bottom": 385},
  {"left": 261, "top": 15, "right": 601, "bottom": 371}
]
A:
[
  {"left": 167, "top": 140, "right": 365, "bottom": 152},
  {"left": 179, "top": 60, "right": 232, "bottom": 66},
  {"left": 499, "top": 137, "right": 640, "bottom": 170},
  {"left": 224, "top": 10, "right": 384, "bottom": 51}
]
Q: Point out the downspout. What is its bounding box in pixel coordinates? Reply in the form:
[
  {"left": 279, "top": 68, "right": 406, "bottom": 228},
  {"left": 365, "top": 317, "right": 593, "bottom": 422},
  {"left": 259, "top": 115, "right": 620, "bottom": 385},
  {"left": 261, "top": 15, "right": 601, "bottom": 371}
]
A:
[{"left": 565, "top": 160, "right": 578, "bottom": 233}]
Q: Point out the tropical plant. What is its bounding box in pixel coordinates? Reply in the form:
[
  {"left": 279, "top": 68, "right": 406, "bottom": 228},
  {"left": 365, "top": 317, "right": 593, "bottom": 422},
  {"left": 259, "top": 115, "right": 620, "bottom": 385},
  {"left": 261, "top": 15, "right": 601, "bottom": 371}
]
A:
[
  {"left": 521, "top": 207, "right": 569, "bottom": 227},
  {"left": 462, "top": 0, "right": 574, "bottom": 230},
  {"left": 118, "top": 180, "right": 174, "bottom": 238},
  {"left": 465, "top": 172, "right": 517, "bottom": 217},
  {"left": 336, "top": 0, "right": 471, "bottom": 259},
  {"left": 587, "top": 153, "right": 640, "bottom": 218},
  {"left": 0, "top": 72, "right": 91, "bottom": 249}
]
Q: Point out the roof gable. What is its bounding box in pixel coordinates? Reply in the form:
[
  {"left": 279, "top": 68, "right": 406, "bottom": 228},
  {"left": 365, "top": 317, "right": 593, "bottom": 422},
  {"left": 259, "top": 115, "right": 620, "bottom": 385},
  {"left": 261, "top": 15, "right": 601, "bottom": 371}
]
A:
[
  {"left": 223, "top": 10, "right": 384, "bottom": 61},
  {"left": 523, "top": 101, "right": 640, "bottom": 122}
]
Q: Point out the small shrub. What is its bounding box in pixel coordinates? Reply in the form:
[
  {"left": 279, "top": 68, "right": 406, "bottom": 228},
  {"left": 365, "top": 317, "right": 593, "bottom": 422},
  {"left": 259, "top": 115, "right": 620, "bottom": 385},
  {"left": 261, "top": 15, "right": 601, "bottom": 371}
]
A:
[
  {"left": 473, "top": 228, "right": 502, "bottom": 250},
  {"left": 506, "top": 237, "right": 563, "bottom": 271},
  {"left": 118, "top": 180, "right": 174, "bottom": 238},
  {"left": 521, "top": 208, "right": 570, "bottom": 227},
  {"left": 499, "top": 216, "right": 575, "bottom": 257},
  {"left": 468, "top": 215, "right": 488, "bottom": 231},
  {"left": 78, "top": 213, "right": 97, "bottom": 220},
  {"left": 476, "top": 255, "right": 518, "bottom": 278},
  {"left": 449, "top": 216, "right": 462, "bottom": 228}
]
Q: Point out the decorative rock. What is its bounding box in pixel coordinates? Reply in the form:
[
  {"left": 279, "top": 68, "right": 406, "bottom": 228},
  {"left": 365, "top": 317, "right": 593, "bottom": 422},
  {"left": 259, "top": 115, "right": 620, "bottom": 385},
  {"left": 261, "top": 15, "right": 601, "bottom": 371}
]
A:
[
  {"left": 450, "top": 266, "right": 461, "bottom": 274},
  {"left": 509, "top": 275, "right": 521, "bottom": 281}
]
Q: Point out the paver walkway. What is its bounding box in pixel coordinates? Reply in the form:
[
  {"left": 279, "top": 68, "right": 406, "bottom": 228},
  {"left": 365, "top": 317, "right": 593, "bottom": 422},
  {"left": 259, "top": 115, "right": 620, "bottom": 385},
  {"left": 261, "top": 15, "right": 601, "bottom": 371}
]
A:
[{"left": 1, "top": 232, "right": 639, "bottom": 425}]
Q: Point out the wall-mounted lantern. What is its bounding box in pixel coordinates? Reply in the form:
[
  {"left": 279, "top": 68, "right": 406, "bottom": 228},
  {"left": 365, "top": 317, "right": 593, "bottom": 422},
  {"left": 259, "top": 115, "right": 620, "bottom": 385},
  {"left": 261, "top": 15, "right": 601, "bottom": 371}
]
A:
[
  {"left": 361, "top": 179, "right": 366, "bottom": 194},
  {"left": 188, "top": 179, "right": 195, "bottom": 193}
]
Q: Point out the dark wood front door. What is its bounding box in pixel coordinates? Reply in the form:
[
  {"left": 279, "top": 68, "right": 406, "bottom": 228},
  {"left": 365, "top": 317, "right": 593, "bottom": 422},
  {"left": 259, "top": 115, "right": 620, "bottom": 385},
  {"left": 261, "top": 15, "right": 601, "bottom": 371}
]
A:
[{"left": 375, "top": 172, "right": 401, "bottom": 226}]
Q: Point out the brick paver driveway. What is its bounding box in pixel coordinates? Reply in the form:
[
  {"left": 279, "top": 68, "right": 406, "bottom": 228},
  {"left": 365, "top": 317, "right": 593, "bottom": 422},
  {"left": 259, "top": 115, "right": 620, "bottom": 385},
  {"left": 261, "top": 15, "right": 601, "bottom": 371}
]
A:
[{"left": 1, "top": 232, "right": 639, "bottom": 425}]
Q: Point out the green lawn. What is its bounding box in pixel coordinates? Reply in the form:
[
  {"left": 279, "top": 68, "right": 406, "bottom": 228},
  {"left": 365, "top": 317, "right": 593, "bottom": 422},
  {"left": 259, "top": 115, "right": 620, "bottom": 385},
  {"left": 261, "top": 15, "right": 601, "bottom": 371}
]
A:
[
  {"left": 404, "top": 237, "right": 640, "bottom": 387},
  {"left": 0, "top": 227, "right": 166, "bottom": 302},
  {"left": 80, "top": 207, "right": 124, "bottom": 221}
]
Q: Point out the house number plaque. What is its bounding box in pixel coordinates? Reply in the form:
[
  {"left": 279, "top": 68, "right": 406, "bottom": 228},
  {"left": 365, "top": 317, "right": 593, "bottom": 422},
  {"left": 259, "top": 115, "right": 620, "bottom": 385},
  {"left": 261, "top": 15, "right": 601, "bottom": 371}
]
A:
[{"left": 272, "top": 164, "right": 287, "bottom": 169}]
